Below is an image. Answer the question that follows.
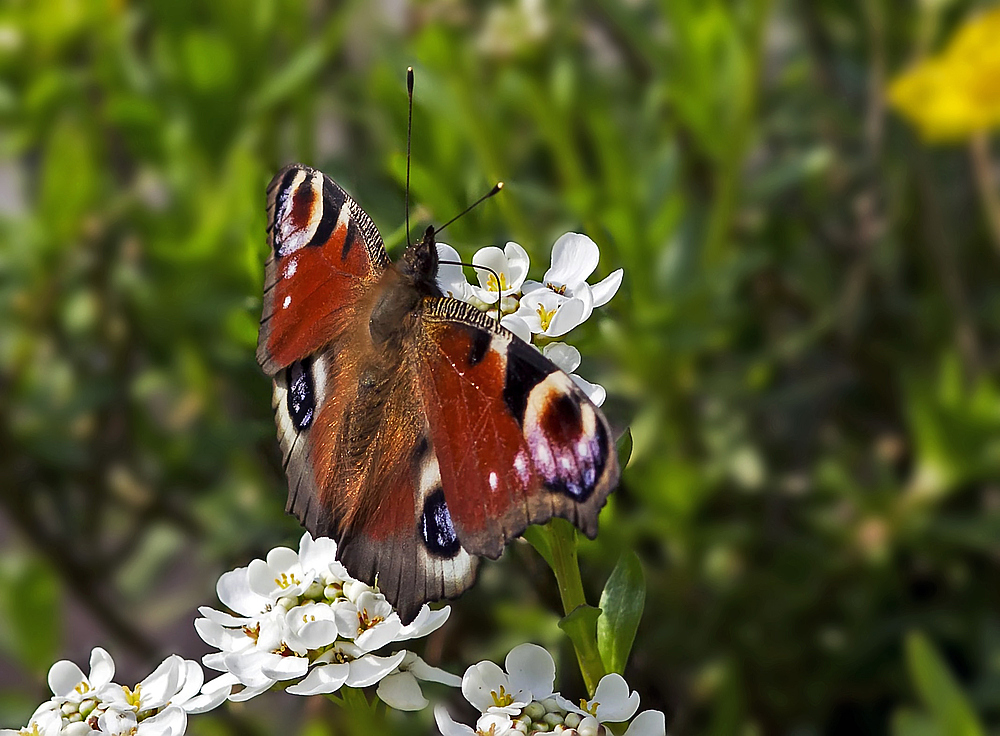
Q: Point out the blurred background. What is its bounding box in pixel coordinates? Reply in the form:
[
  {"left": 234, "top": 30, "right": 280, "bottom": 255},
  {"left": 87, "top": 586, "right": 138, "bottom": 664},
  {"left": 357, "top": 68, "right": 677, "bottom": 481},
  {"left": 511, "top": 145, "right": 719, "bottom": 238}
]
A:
[{"left": 2, "top": 0, "right": 1000, "bottom": 734}]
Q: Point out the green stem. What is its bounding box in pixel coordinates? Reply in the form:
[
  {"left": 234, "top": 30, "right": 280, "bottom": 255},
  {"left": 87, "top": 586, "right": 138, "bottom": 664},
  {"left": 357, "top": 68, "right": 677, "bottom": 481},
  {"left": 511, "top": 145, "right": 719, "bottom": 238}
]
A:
[{"left": 547, "top": 519, "right": 607, "bottom": 695}]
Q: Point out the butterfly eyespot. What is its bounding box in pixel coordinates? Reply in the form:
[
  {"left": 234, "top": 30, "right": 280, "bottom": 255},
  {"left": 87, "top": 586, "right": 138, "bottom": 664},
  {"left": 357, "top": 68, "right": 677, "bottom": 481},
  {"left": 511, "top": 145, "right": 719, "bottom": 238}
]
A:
[
  {"left": 286, "top": 358, "right": 315, "bottom": 430},
  {"left": 420, "top": 488, "right": 461, "bottom": 558}
]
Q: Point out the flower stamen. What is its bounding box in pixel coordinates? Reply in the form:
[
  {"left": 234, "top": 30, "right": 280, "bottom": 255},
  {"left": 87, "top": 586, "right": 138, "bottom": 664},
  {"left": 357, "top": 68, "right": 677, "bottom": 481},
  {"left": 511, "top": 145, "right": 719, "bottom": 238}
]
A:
[
  {"left": 536, "top": 304, "right": 557, "bottom": 332},
  {"left": 490, "top": 685, "right": 515, "bottom": 708}
]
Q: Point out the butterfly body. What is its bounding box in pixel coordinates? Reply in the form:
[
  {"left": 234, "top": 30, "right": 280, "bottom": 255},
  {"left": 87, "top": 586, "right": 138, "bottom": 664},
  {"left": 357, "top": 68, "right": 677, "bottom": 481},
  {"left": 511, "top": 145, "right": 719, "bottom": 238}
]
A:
[{"left": 258, "top": 164, "right": 619, "bottom": 622}]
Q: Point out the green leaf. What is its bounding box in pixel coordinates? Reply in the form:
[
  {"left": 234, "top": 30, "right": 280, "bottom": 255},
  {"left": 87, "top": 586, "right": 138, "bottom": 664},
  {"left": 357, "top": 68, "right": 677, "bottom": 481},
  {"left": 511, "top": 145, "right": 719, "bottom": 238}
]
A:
[
  {"left": 597, "top": 551, "right": 646, "bottom": 674},
  {"left": 892, "top": 709, "right": 946, "bottom": 736},
  {"left": 559, "top": 604, "right": 603, "bottom": 665},
  {"left": 617, "top": 427, "right": 634, "bottom": 470},
  {"left": 905, "top": 632, "right": 984, "bottom": 736}
]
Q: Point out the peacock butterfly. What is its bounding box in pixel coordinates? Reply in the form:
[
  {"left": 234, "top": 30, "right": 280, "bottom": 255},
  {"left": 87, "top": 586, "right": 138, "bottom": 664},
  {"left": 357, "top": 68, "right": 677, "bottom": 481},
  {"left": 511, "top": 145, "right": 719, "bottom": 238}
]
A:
[{"left": 256, "top": 164, "right": 620, "bottom": 623}]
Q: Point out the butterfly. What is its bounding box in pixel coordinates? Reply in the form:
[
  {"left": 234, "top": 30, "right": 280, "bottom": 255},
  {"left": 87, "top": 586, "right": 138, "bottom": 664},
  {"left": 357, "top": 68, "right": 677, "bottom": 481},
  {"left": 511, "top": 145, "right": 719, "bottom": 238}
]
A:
[{"left": 257, "top": 164, "right": 620, "bottom": 623}]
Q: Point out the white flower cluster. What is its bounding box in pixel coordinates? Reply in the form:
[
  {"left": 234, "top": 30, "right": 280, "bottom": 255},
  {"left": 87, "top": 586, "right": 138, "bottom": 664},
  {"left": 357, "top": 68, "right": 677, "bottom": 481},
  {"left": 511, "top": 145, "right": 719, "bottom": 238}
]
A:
[
  {"left": 2, "top": 648, "right": 227, "bottom": 736},
  {"left": 195, "top": 532, "right": 459, "bottom": 710},
  {"left": 437, "top": 232, "right": 623, "bottom": 407},
  {"left": 435, "top": 644, "right": 664, "bottom": 736}
]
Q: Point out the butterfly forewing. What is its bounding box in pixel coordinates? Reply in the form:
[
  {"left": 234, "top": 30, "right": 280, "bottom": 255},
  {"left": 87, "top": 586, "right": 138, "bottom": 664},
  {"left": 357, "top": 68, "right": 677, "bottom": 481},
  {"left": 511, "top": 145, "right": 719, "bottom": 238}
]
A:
[{"left": 258, "top": 164, "right": 390, "bottom": 375}]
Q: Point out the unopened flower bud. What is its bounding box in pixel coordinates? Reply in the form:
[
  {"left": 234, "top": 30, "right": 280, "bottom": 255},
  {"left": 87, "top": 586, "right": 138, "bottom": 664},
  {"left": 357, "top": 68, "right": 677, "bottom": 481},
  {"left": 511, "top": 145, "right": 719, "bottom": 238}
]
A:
[
  {"left": 64, "top": 722, "right": 95, "bottom": 736},
  {"left": 276, "top": 596, "right": 297, "bottom": 611},
  {"left": 323, "top": 584, "right": 342, "bottom": 599},
  {"left": 512, "top": 720, "right": 529, "bottom": 734},
  {"left": 524, "top": 702, "right": 546, "bottom": 720},
  {"left": 302, "top": 581, "right": 324, "bottom": 599},
  {"left": 543, "top": 713, "right": 563, "bottom": 726},
  {"left": 578, "top": 716, "right": 599, "bottom": 736},
  {"left": 564, "top": 713, "right": 582, "bottom": 728},
  {"left": 61, "top": 702, "right": 78, "bottom": 716},
  {"left": 541, "top": 697, "right": 561, "bottom": 712},
  {"left": 78, "top": 699, "right": 97, "bottom": 717},
  {"left": 66, "top": 712, "right": 83, "bottom": 723},
  {"left": 533, "top": 723, "right": 552, "bottom": 733}
]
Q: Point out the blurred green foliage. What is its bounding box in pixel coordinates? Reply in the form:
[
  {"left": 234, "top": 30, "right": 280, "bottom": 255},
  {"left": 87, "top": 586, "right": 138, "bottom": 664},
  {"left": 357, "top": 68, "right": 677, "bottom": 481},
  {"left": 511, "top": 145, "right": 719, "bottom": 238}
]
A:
[{"left": 2, "top": 0, "right": 1000, "bottom": 734}]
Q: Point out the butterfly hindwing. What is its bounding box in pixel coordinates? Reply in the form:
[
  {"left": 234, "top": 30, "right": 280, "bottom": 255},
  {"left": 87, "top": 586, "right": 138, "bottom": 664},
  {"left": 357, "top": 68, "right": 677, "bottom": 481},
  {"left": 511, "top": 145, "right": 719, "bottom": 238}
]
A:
[
  {"left": 270, "top": 313, "right": 478, "bottom": 623},
  {"left": 414, "top": 298, "right": 619, "bottom": 559},
  {"left": 258, "top": 164, "right": 391, "bottom": 375}
]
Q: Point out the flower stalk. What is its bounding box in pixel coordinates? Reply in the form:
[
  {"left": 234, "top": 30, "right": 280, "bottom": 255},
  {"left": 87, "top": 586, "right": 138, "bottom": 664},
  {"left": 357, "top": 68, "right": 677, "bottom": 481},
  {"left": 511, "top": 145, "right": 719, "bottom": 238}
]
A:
[
  {"left": 543, "top": 519, "right": 606, "bottom": 695},
  {"left": 970, "top": 133, "right": 1000, "bottom": 259}
]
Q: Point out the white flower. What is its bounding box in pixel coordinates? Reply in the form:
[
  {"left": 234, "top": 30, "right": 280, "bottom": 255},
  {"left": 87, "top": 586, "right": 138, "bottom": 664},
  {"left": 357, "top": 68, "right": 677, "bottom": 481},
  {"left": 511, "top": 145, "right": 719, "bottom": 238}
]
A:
[
  {"left": 462, "top": 644, "right": 556, "bottom": 717},
  {"left": 558, "top": 673, "right": 639, "bottom": 724},
  {"left": 468, "top": 242, "right": 530, "bottom": 304},
  {"left": 47, "top": 647, "right": 115, "bottom": 704},
  {"left": 500, "top": 314, "right": 532, "bottom": 343},
  {"left": 523, "top": 232, "right": 623, "bottom": 310},
  {"left": 195, "top": 532, "right": 459, "bottom": 707},
  {"left": 247, "top": 546, "right": 310, "bottom": 600},
  {"left": 285, "top": 643, "right": 407, "bottom": 696},
  {"left": 437, "top": 645, "right": 664, "bottom": 736},
  {"left": 436, "top": 243, "right": 474, "bottom": 301},
  {"left": 434, "top": 706, "right": 514, "bottom": 736},
  {"left": 376, "top": 652, "right": 463, "bottom": 711},
  {"left": 513, "top": 288, "right": 593, "bottom": 338},
  {"left": 542, "top": 342, "right": 607, "bottom": 407}
]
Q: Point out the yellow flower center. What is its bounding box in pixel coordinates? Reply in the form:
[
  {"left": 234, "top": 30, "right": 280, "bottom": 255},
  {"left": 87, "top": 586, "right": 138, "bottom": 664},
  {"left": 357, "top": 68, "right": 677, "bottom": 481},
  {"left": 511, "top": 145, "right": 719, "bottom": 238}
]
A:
[
  {"left": 73, "top": 681, "right": 91, "bottom": 696},
  {"left": 120, "top": 683, "right": 142, "bottom": 708},
  {"left": 580, "top": 698, "right": 600, "bottom": 716},
  {"left": 536, "top": 304, "right": 557, "bottom": 332},
  {"left": 487, "top": 272, "right": 509, "bottom": 293},
  {"left": 490, "top": 685, "right": 514, "bottom": 708},
  {"left": 274, "top": 572, "right": 301, "bottom": 589},
  {"left": 357, "top": 609, "right": 385, "bottom": 634}
]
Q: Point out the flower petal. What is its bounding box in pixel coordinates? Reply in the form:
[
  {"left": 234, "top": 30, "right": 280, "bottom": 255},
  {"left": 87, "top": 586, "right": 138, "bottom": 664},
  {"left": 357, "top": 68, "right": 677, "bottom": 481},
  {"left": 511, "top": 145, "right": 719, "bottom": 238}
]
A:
[
  {"left": 544, "top": 295, "right": 587, "bottom": 337},
  {"left": 285, "top": 662, "right": 350, "bottom": 696},
  {"left": 592, "top": 673, "right": 640, "bottom": 723},
  {"left": 505, "top": 643, "right": 556, "bottom": 702},
  {"left": 396, "top": 605, "right": 451, "bottom": 640},
  {"left": 88, "top": 647, "right": 116, "bottom": 689},
  {"left": 503, "top": 242, "right": 530, "bottom": 291},
  {"left": 462, "top": 661, "right": 509, "bottom": 713},
  {"left": 376, "top": 671, "right": 428, "bottom": 711},
  {"left": 623, "top": 710, "right": 667, "bottom": 736},
  {"left": 500, "top": 314, "right": 532, "bottom": 343},
  {"left": 354, "top": 616, "right": 404, "bottom": 652},
  {"left": 47, "top": 660, "right": 86, "bottom": 698},
  {"left": 437, "top": 243, "right": 474, "bottom": 301},
  {"left": 542, "top": 342, "right": 581, "bottom": 373},
  {"left": 545, "top": 233, "right": 600, "bottom": 286},
  {"left": 260, "top": 653, "right": 310, "bottom": 681},
  {"left": 406, "top": 656, "right": 462, "bottom": 687},
  {"left": 184, "top": 673, "right": 238, "bottom": 714},
  {"left": 138, "top": 704, "right": 187, "bottom": 736},
  {"left": 227, "top": 680, "right": 275, "bottom": 702},
  {"left": 217, "top": 567, "right": 269, "bottom": 616},
  {"left": 570, "top": 373, "right": 607, "bottom": 407},
  {"left": 347, "top": 651, "right": 408, "bottom": 688},
  {"left": 591, "top": 268, "right": 623, "bottom": 307},
  {"left": 434, "top": 705, "right": 477, "bottom": 736},
  {"left": 138, "top": 654, "right": 183, "bottom": 710}
]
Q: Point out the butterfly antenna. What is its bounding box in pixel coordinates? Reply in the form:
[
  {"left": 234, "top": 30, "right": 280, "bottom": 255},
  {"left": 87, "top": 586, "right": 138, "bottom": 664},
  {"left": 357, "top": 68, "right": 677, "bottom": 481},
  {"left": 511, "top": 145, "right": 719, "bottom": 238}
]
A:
[
  {"left": 405, "top": 66, "right": 415, "bottom": 248},
  {"left": 433, "top": 182, "right": 503, "bottom": 236}
]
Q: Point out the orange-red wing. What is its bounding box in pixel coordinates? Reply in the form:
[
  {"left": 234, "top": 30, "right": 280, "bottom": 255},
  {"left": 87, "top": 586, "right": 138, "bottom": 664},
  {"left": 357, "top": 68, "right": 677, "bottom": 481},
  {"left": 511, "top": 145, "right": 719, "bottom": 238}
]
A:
[
  {"left": 413, "top": 299, "right": 619, "bottom": 559},
  {"left": 257, "top": 164, "right": 391, "bottom": 375}
]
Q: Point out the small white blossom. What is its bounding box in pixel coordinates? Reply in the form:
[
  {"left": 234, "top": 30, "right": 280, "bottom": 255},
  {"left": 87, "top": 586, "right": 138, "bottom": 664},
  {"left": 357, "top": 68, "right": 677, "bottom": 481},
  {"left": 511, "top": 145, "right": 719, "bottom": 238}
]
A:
[
  {"left": 438, "top": 645, "right": 664, "bottom": 736},
  {"left": 468, "top": 242, "right": 530, "bottom": 304},
  {"left": 4, "top": 648, "right": 222, "bottom": 736},
  {"left": 377, "top": 652, "right": 463, "bottom": 711},
  {"left": 522, "top": 233, "right": 623, "bottom": 311},
  {"left": 195, "top": 532, "right": 458, "bottom": 709},
  {"left": 513, "top": 287, "right": 593, "bottom": 338},
  {"left": 436, "top": 243, "right": 475, "bottom": 301}
]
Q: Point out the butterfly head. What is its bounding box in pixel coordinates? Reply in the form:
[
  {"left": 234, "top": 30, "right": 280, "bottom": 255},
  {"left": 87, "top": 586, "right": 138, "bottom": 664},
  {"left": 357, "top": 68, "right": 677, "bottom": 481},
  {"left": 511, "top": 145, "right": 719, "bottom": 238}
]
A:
[{"left": 399, "top": 225, "right": 442, "bottom": 298}]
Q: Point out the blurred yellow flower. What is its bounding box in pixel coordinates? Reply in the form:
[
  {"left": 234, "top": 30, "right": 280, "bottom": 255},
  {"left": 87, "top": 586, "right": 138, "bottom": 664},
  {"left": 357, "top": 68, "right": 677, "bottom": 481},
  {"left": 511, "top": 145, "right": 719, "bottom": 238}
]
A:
[{"left": 888, "top": 6, "right": 1000, "bottom": 141}]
